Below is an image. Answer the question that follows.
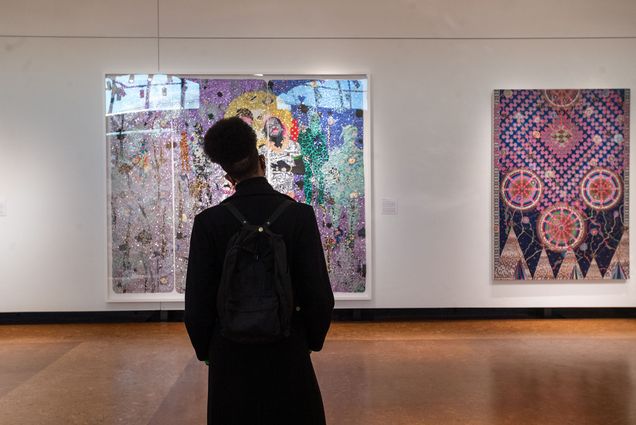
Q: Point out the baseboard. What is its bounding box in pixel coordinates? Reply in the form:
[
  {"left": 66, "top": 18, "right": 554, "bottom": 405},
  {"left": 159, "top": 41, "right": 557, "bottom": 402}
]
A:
[
  {"left": 0, "top": 310, "right": 184, "bottom": 324},
  {"left": 332, "top": 307, "right": 636, "bottom": 321},
  {"left": 1, "top": 307, "right": 635, "bottom": 324}
]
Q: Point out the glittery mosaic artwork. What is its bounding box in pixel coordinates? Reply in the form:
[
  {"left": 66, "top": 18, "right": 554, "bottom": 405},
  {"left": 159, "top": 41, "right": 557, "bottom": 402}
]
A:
[
  {"left": 107, "top": 75, "right": 368, "bottom": 295},
  {"left": 494, "top": 89, "right": 630, "bottom": 280}
]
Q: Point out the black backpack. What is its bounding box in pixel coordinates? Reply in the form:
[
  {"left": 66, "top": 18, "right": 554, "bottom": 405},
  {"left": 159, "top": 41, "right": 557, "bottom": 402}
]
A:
[{"left": 216, "top": 200, "right": 295, "bottom": 344}]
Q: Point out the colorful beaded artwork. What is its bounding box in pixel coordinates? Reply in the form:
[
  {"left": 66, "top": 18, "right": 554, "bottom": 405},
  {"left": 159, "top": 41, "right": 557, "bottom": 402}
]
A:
[
  {"left": 494, "top": 89, "right": 630, "bottom": 280},
  {"left": 106, "top": 75, "right": 368, "bottom": 296}
]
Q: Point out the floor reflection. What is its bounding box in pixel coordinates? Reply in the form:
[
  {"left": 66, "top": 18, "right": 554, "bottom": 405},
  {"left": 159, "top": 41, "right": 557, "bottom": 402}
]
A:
[
  {"left": 1, "top": 322, "right": 635, "bottom": 425},
  {"left": 488, "top": 340, "right": 635, "bottom": 425}
]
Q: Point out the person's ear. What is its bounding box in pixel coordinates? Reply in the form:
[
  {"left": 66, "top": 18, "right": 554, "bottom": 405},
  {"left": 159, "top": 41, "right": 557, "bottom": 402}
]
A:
[
  {"left": 259, "top": 154, "right": 266, "bottom": 171},
  {"left": 225, "top": 174, "right": 237, "bottom": 187}
]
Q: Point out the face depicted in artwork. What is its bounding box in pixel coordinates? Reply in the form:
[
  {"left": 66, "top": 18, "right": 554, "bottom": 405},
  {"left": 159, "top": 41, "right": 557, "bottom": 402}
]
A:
[
  {"left": 265, "top": 117, "right": 283, "bottom": 137},
  {"left": 263, "top": 117, "right": 285, "bottom": 149}
]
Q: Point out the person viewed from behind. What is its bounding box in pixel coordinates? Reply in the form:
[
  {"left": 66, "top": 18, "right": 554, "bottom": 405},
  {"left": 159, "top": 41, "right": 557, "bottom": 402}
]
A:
[{"left": 184, "top": 116, "right": 335, "bottom": 425}]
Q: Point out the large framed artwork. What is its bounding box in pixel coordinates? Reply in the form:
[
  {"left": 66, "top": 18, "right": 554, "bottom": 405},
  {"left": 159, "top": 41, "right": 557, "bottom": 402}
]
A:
[
  {"left": 494, "top": 89, "right": 630, "bottom": 280},
  {"left": 106, "top": 74, "right": 370, "bottom": 301}
]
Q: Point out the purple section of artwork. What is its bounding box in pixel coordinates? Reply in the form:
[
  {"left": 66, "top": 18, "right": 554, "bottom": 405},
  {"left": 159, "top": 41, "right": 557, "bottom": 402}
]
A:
[
  {"left": 172, "top": 79, "right": 269, "bottom": 293},
  {"left": 108, "top": 113, "right": 175, "bottom": 293}
]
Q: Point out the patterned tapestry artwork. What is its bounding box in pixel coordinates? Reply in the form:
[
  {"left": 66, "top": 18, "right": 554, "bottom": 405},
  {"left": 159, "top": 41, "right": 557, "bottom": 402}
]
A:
[
  {"left": 106, "top": 75, "right": 368, "bottom": 297},
  {"left": 494, "top": 89, "right": 630, "bottom": 281}
]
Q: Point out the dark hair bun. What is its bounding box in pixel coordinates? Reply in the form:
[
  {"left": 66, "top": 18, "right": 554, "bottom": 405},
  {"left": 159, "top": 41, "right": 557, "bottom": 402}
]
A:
[{"left": 203, "top": 116, "right": 257, "bottom": 165}]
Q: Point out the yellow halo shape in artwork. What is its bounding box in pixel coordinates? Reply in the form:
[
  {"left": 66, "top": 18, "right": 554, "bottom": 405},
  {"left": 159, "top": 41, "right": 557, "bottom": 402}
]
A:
[{"left": 224, "top": 90, "right": 295, "bottom": 153}]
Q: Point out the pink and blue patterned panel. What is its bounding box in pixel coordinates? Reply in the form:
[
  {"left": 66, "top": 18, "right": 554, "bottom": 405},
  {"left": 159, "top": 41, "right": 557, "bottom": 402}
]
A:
[{"left": 494, "top": 89, "right": 630, "bottom": 280}]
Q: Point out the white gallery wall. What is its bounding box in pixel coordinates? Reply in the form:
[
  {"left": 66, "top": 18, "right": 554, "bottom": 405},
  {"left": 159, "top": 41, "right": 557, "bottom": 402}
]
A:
[{"left": 1, "top": 0, "right": 636, "bottom": 311}]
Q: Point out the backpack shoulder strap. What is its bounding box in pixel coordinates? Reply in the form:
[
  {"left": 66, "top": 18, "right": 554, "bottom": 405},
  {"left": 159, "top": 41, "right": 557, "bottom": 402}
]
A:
[
  {"left": 265, "top": 200, "right": 294, "bottom": 226},
  {"left": 223, "top": 203, "right": 249, "bottom": 225}
]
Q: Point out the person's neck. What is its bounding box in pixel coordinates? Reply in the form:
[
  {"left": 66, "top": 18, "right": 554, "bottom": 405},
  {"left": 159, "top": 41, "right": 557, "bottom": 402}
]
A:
[{"left": 234, "top": 174, "right": 265, "bottom": 185}]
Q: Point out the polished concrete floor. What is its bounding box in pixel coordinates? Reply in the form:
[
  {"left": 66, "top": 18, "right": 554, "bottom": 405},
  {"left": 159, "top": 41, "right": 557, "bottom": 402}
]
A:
[{"left": 1, "top": 319, "right": 635, "bottom": 424}]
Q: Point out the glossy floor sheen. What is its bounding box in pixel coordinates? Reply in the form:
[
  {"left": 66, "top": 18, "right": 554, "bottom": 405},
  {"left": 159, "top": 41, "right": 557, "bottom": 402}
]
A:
[{"left": 1, "top": 320, "right": 635, "bottom": 425}]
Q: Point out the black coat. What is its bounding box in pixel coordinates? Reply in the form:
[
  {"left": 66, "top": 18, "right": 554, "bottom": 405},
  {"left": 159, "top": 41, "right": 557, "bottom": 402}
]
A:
[{"left": 184, "top": 177, "right": 335, "bottom": 425}]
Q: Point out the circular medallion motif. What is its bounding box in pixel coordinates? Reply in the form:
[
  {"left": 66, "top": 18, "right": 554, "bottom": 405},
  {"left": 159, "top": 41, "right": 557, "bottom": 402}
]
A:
[
  {"left": 538, "top": 204, "right": 586, "bottom": 252},
  {"left": 580, "top": 168, "right": 622, "bottom": 211},
  {"left": 501, "top": 169, "right": 543, "bottom": 211},
  {"left": 543, "top": 89, "right": 581, "bottom": 109}
]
